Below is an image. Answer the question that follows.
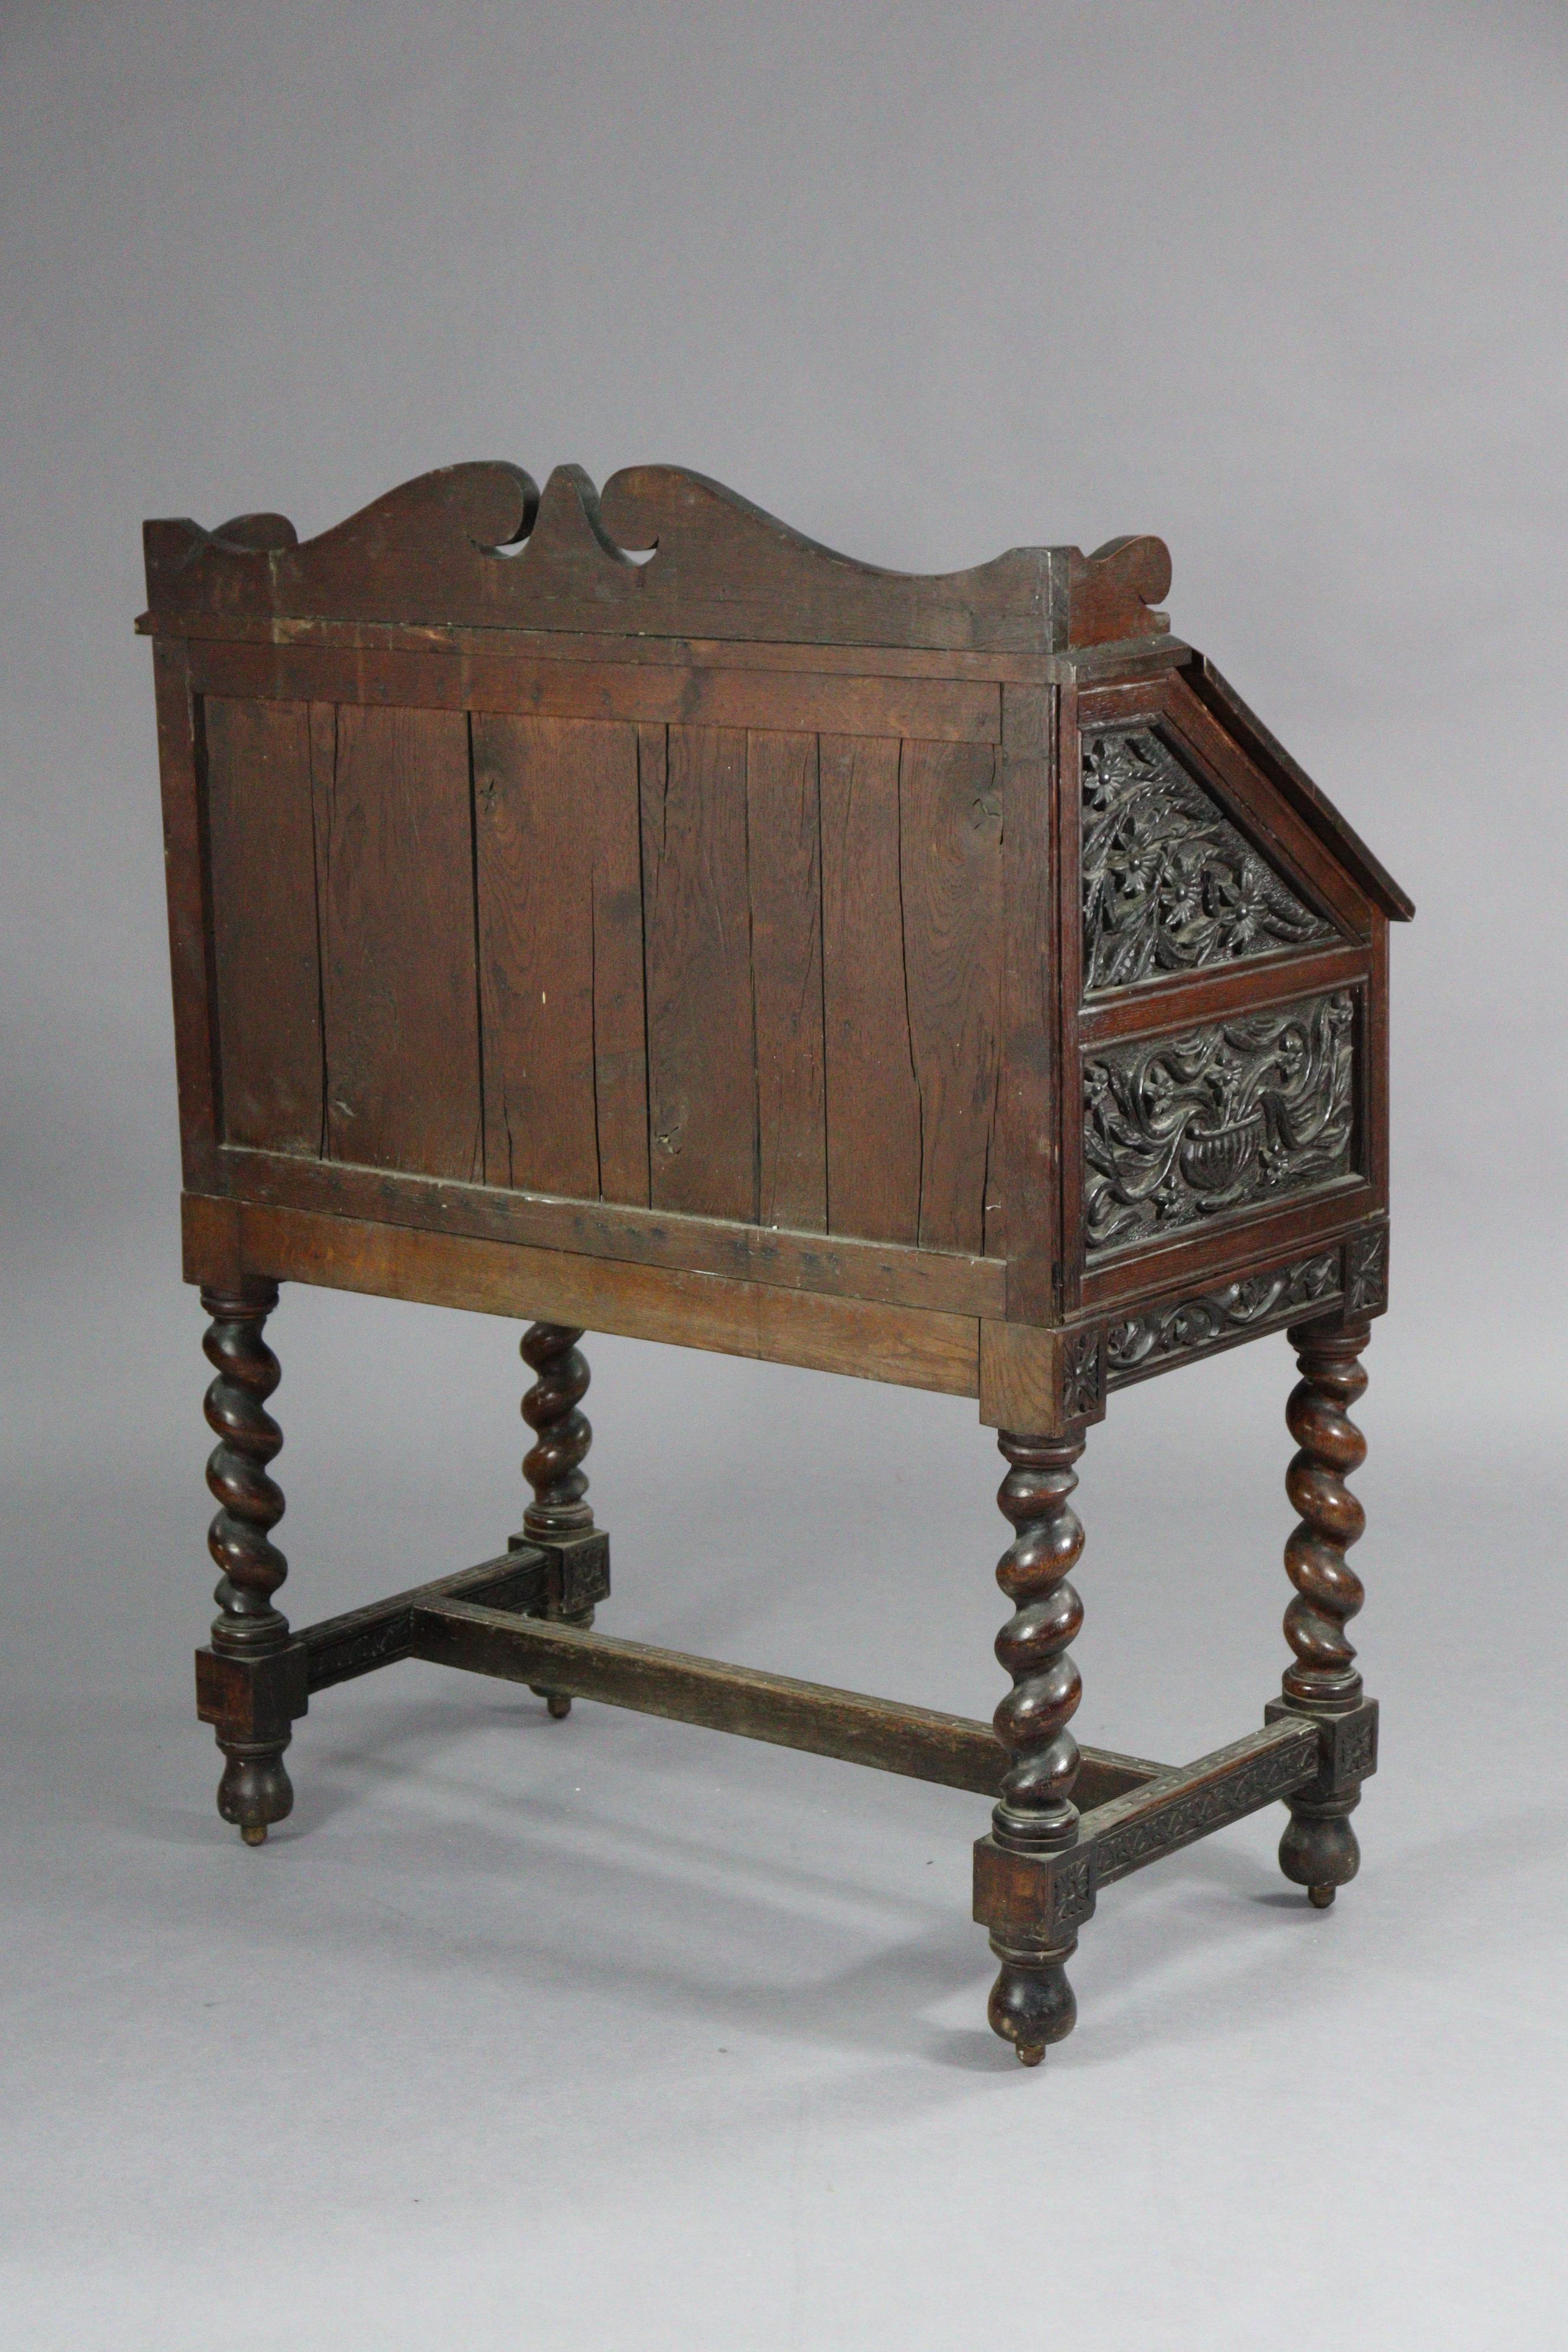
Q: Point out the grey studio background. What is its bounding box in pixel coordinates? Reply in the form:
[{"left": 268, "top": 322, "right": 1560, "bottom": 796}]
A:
[{"left": 3, "top": 5, "right": 1565, "bottom": 2348}]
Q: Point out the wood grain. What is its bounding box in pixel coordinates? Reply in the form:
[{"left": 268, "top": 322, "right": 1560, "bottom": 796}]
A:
[
  {"left": 204, "top": 696, "right": 324, "bottom": 1154},
  {"left": 315, "top": 704, "right": 482, "bottom": 1180},
  {"left": 152, "top": 639, "right": 220, "bottom": 1188},
  {"left": 899, "top": 739, "right": 1003, "bottom": 1255},
  {"left": 184, "top": 636, "right": 1001, "bottom": 743},
  {"left": 819, "top": 734, "right": 922, "bottom": 1244},
  {"left": 188, "top": 1194, "right": 982, "bottom": 1397},
  {"left": 642, "top": 724, "right": 757, "bottom": 1220},
  {"left": 473, "top": 714, "right": 600, "bottom": 1196},
  {"left": 169, "top": 610, "right": 1035, "bottom": 684},
  {"left": 208, "top": 1149, "right": 1007, "bottom": 1315},
  {"left": 998, "top": 684, "right": 1059, "bottom": 1317},
  {"left": 410, "top": 1596, "right": 1163, "bottom": 1805},
  {"left": 747, "top": 730, "right": 827, "bottom": 1230},
  {"left": 590, "top": 726, "right": 650, "bottom": 1205}
]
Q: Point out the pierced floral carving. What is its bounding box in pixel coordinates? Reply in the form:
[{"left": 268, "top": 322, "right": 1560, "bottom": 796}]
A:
[
  {"left": 1105, "top": 1253, "right": 1341, "bottom": 1383},
  {"left": 1082, "top": 729, "right": 1335, "bottom": 995},
  {"left": 1084, "top": 989, "right": 1358, "bottom": 1257}
]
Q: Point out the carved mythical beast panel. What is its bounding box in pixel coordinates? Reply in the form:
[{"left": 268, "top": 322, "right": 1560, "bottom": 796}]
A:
[
  {"left": 1084, "top": 989, "right": 1357, "bottom": 1256},
  {"left": 1082, "top": 729, "right": 1335, "bottom": 995}
]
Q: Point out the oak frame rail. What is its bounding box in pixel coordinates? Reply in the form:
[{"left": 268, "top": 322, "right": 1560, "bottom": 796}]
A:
[{"left": 405, "top": 1592, "right": 1164, "bottom": 1806}]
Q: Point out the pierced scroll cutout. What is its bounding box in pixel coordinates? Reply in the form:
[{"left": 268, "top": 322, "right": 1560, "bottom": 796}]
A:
[
  {"left": 1082, "top": 729, "right": 1335, "bottom": 995},
  {"left": 142, "top": 464, "right": 1171, "bottom": 653}
]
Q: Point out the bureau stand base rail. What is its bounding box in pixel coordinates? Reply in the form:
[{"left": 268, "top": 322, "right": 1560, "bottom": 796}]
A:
[{"left": 196, "top": 1543, "right": 1370, "bottom": 1946}]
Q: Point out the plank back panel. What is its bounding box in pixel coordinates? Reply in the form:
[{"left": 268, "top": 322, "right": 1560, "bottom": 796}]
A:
[
  {"left": 204, "top": 695, "right": 324, "bottom": 1154},
  {"left": 194, "top": 669, "right": 1009, "bottom": 1279},
  {"left": 315, "top": 705, "right": 482, "bottom": 1180}
]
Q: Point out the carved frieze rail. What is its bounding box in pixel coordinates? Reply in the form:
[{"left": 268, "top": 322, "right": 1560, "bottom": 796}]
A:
[
  {"left": 1104, "top": 1252, "right": 1342, "bottom": 1384},
  {"left": 1083, "top": 987, "right": 1358, "bottom": 1256},
  {"left": 1081, "top": 728, "right": 1335, "bottom": 995}
]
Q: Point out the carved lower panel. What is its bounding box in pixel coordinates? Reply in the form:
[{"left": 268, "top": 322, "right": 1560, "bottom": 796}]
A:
[
  {"left": 1082, "top": 728, "right": 1336, "bottom": 995},
  {"left": 1104, "top": 1251, "right": 1342, "bottom": 1384},
  {"left": 1084, "top": 987, "right": 1358, "bottom": 1256}
]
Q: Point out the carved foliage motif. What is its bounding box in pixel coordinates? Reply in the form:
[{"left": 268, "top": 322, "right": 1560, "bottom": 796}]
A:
[
  {"left": 1345, "top": 1225, "right": 1390, "bottom": 1315},
  {"left": 1105, "top": 1253, "right": 1342, "bottom": 1382},
  {"left": 1082, "top": 729, "right": 1335, "bottom": 995},
  {"left": 1084, "top": 989, "right": 1358, "bottom": 1256},
  {"left": 1061, "top": 1329, "right": 1105, "bottom": 1420},
  {"left": 1338, "top": 1710, "right": 1379, "bottom": 1783},
  {"left": 1047, "top": 1850, "right": 1097, "bottom": 1932}
]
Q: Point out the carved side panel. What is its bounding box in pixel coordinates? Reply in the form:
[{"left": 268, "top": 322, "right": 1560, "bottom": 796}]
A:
[
  {"left": 1084, "top": 988, "right": 1357, "bottom": 1257},
  {"left": 1082, "top": 728, "right": 1335, "bottom": 995}
]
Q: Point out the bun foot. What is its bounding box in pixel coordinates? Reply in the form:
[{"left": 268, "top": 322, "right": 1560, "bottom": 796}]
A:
[
  {"left": 216, "top": 1741, "right": 293, "bottom": 1838},
  {"left": 988, "top": 1939, "right": 1077, "bottom": 2062},
  {"left": 1279, "top": 1800, "right": 1359, "bottom": 1894}
]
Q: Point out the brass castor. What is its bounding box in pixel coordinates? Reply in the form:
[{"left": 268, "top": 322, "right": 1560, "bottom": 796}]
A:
[
  {"left": 241, "top": 1823, "right": 269, "bottom": 1847},
  {"left": 1308, "top": 1883, "right": 1336, "bottom": 1909},
  {"left": 545, "top": 1692, "right": 572, "bottom": 1720}
]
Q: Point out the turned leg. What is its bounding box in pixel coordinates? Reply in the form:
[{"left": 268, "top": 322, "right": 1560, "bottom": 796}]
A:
[
  {"left": 984, "top": 1430, "right": 1089, "bottom": 2064},
  {"left": 517, "top": 1322, "right": 599, "bottom": 1718},
  {"left": 1271, "top": 1315, "right": 1378, "bottom": 1906},
  {"left": 198, "top": 1280, "right": 296, "bottom": 1844}
]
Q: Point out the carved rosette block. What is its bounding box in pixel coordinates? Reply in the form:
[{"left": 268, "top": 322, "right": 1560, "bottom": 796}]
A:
[
  {"left": 1275, "top": 1317, "right": 1372, "bottom": 1904},
  {"left": 200, "top": 1281, "right": 294, "bottom": 1841},
  {"left": 985, "top": 1431, "right": 1087, "bottom": 2063},
  {"left": 520, "top": 1322, "right": 596, "bottom": 1717}
]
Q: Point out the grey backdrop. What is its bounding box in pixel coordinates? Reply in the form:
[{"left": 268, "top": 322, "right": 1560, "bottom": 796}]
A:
[{"left": 4, "top": 4, "right": 1565, "bottom": 2347}]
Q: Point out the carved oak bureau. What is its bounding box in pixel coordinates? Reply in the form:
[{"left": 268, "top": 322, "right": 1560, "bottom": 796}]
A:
[{"left": 141, "top": 462, "right": 1412, "bottom": 2063}]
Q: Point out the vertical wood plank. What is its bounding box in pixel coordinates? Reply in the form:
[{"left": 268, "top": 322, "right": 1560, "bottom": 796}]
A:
[
  {"left": 591, "top": 726, "right": 651, "bottom": 1206},
  {"left": 747, "top": 730, "right": 826, "bottom": 1231},
  {"left": 1367, "top": 913, "right": 1390, "bottom": 1208},
  {"left": 900, "top": 738, "right": 1003, "bottom": 1256},
  {"left": 315, "top": 704, "right": 482, "bottom": 1180},
  {"left": 1055, "top": 680, "right": 1084, "bottom": 1311},
  {"left": 999, "top": 684, "right": 1059, "bottom": 1320},
  {"left": 642, "top": 723, "right": 756, "bottom": 1220},
  {"left": 473, "top": 714, "right": 597, "bottom": 1196},
  {"left": 204, "top": 696, "right": 324, "bottom": 1156},
  {"left": 152, "top": 639, "right": 220, "bottom": 1189},
  {"left": 819, "top": 734, "right": 922, "bottom": 1244}
]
